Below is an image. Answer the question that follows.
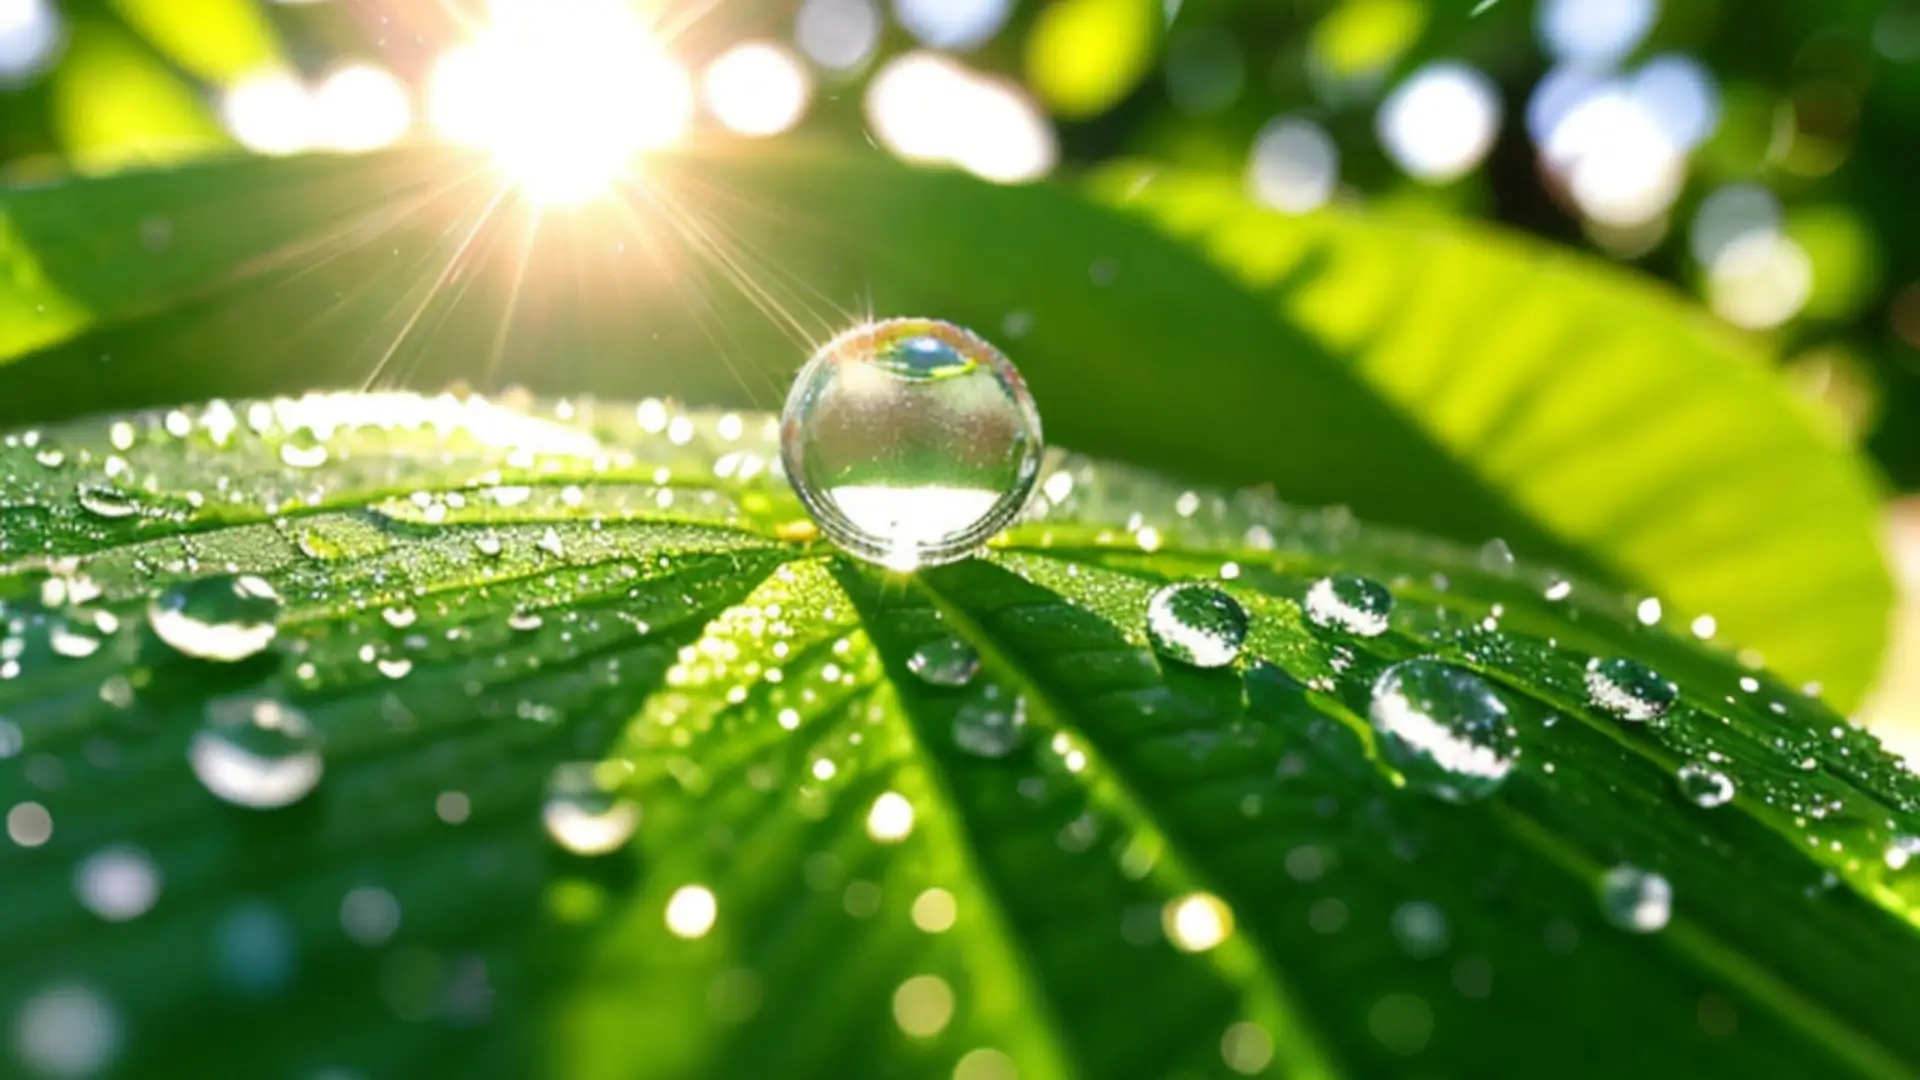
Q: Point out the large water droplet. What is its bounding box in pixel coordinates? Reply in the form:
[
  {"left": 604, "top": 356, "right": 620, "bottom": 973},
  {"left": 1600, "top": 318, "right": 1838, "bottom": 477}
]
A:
[
  {"left": 953, "top": 687, "right": 1029, "bottom": 758},
  {"left": 779, "top": 318, "right": 1043, "bottom": 571},
  {"left": 1584, "top": 657, "right": 1678, "bottom": 722},
  {"left": 1674, "top": 762, "right": 1734, "bottom": 808},
  {"left": 1367, "top": 659, "right": 1515, "bottom": 804},
  {"left": 1146, "top": 583, "right": 1248, "bottom": 668},
  {"left": 1598, "top": 864, "right": 1672, "bottom": 933},
  {"left": 149, "top": 575, "right": 282, "bottom": 662},
  {"left": 189, "top": 695, "right": 323, "bottom": 809},
  {"left": 76, "top": 484, "right": 141, "bottom": 520},
  {"left": 908, "top": 636, "right": 981, "bottom": 687},
  {"left": 543, "top": 762, "right": 640, "bottom": 855},
  {"left": 1304, "top": 574, "right": 1393, "bottom": 637}
]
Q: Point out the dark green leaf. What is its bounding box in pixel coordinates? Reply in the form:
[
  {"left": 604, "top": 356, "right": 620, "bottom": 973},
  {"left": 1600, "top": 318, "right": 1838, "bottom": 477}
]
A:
[{"left": 1, "top": 394, "right": 1916, "bottom": 1079}]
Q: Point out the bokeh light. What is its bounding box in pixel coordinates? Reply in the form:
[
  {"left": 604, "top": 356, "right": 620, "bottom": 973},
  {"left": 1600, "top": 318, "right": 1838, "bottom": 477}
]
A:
[
  {"left": 426, "top": 0, "right": 692, "bottom": 203},
  {"left": 1709, "top": 231, "right": 1813, "bottom": 329},
  {"left": 0, "top": 0, "right": 60, "bottom": 84},
  {"left": 894, "top": 0, "right": 1010, "bottom": 51},
  {"left": 1247, "top": 116, "right": 1338, "bottom": 214},
  {"left": 1537, "top": 0, "right": 1656, "bottom": 67},
  {"left": 1690, "top": 183, "right": 1781, "bottom": 266},
  {"left": 795, "top": 0, "right": 880, "bottom": 73},
  {"left": 1377, "top": 61, "right": 1501, "bottom": 183},
  {"left": 865, "top": 51, "right": 1056, "bottom": 184},
  {"left": 221, "top": 69, "right": 318, "bottom": 156},
  {"left": 705, "top": 41, "right": 812, "bottom": 137},
  {"left": 313, "top": 62, "right": 411, "bottom": 153}
]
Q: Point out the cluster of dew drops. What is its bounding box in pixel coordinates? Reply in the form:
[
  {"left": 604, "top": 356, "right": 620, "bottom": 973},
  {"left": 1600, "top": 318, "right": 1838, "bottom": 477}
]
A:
[{"left": 0, "top": 319, "right": 1913, "bottom": 1072}]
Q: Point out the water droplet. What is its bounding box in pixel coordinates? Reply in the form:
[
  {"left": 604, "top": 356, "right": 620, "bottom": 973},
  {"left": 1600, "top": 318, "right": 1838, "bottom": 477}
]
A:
[
  {"left": 1367, "top": 659, "right": 1515, "bottom": 804},
  {"left": 1146, "top": 583, "right": 1248, "bottom": 668},
  {"left": 1675, "top": 762, "right": 1734, "bottom": 808},
  {"left": 1304, "top": 574, "right": 1393, "bottom": 637},
  {"left": 542, "top": 762, "right": 640, "bottom": 856},
  {"left": 190, "top": 695, "right": 323, "bottom": 809},
  {"left": 1598, "top": 864, "right": 1672, "bottom": 933},
  {"left": 953, "top": 689, "right": 1029, "bottom": 758},
  {"left": 75, "top": 484, "right": 141, "bottom": 520},
  {"left": 1477, "top": 538, "right": 1515, "bottom": 572},
  {"left": 73, "top": 846, "right": 162, "bottom": 922},
  {"left": 1584, "top": 657, "right": 1678, "bottom": 722},
  {"left": 779, "top": 318, "right": 1043, "bottom": 571},
  {"left": 473, "top": 531, "right": 504, "bottom": 558},
  {"left": 149, "top": 575, "right": 282, "bottom": 662},
  {"left": 907, "top": 636, "right": 980, "bottom": 687}
]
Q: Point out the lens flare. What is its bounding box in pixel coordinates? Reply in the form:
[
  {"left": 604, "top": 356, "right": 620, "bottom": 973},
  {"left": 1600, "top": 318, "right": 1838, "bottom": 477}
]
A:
[{"left": 427, "top": 0, "right": 692, "bottom": 204}]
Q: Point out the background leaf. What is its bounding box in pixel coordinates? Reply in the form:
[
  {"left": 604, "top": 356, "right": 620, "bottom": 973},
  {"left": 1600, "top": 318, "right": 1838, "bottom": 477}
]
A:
[
  {"left": 0, "top": 146, "right": 1891, "bottom": 704},
  {"left": 1, "top": 393, "right": 1917, "bottom": 1079}
]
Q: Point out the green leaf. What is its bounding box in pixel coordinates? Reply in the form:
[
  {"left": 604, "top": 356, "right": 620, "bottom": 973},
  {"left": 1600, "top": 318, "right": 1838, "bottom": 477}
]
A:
[
  {"left": 1088, "top": 166, "right": 1892, "bottom": 706},
  {"left": 1, "top": 393, "right": 1918, "bottom": 1079},
  {"left": 0, "top": 146, "right": 1890, "bottom": 705}
]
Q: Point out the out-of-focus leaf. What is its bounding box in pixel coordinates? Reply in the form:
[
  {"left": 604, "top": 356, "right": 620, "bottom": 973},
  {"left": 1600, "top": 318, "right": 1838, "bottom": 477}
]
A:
[
  {"left": 0, "top": 145, "right": 1891, "bottom": 705},
  {"left": 47, "top": 16, "right": 228, "bottom": 169},
  {"left": 111, "top": 0, "right": 282, "bottom": 84},
  {"left": 2, "top": 394, "right": 1919, "bottom": 1079},
  {"left": 1089, "top": 165, "right": 1891, "bottom": 703}
]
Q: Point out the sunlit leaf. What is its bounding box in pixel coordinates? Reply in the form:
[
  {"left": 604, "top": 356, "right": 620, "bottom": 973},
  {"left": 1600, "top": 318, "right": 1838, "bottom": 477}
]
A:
[{"left": 1, "top": 393, "right": 1917, "bottom": 1079}]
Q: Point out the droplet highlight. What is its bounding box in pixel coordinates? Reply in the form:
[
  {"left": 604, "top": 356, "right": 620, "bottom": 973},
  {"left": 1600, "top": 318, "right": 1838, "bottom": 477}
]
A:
[
  {"left": 1304, "top": 573, "right": 1393, "bottom": 637},
  {"left": 149, "top": 575, "right": 282, "bottom": 662},
  {"left": 907, "top": 636, "right": 981, "bottom": 687},
  {"left": 189, "top": 695, "right": 324, "bottom": 809},
  {"left": 1367, "top": 659, "right": 1515, "bottom": 804},
  {"left": 1146, "top": 583, "right": 1248, "bottom": 668},
  {"left": 1675, "top": 762, "right": 1734, "bottom": 808},
  {"left": 1598, "top": 864, "right": 1672, "bottom": 933},
  {"left": 542, "top": 762, "right": 640, "bottom": 856},
  {"left": 779, "top": 318, "right": 1043, "bottom": 571},
  {"left": 1584, "top": 657, "right": 1678, "bottom": 723}
]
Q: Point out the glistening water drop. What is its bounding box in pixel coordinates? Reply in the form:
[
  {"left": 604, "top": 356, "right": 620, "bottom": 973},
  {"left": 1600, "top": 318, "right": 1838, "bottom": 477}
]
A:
[{"left": 780, "top": 318, "right": 1043, "bottom": 571}]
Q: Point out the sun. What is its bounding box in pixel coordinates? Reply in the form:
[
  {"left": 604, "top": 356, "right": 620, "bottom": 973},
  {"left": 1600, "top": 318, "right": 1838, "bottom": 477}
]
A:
[{"left": 427, "top": 0, "right": 694, "bottom": 204}]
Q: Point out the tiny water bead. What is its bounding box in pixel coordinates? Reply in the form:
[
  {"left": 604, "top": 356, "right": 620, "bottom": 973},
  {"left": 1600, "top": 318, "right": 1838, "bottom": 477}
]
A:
[
  {"left": 189, "top": 695, "right": 323, "bottom": 809},
  {"left": 1367, "top": 659, "right": 1516, "bottom": 804},
  {"left": 542, "top": 762, "right": 641, "bottom": 856},
  {"left": 1304, "top": 573, "right": 1393, "bottom": 637},
  {"left": 779, "top": 318, "right": 1043, "bottom": 571},
  {"left": 149, "top": 574, "right": 282, "bottom": 662},
  {"left": 1146, "top": 584, "right": 1249, "bottom": 668},
  {"left": 1598, "top": 864, "right": 1673, "bottom": 933},
  {"left": 1675, "top": 762, "right": 1735, "bottom": 808},
  {"left": 907, "top": 636, "right": 981, "bottom": 687},
  {"left": 1584, "top": 656, "right": 1678, "bottom": 723},
  {"left": 952, "top": 686, "right": 1029, "bottom": 758}
]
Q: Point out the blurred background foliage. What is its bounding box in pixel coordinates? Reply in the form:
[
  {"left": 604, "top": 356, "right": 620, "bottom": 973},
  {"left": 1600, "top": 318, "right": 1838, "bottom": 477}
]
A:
[{"left": 2, "top": 0, "right": 1919, "bottom": 728}]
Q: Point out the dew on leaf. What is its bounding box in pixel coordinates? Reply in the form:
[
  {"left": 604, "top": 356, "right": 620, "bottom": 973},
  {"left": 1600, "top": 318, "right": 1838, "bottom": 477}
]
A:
[
  {"left": 1163, "top": 891, "right": 1233, "bottom": 952},
  {"left": 1304, "top": 573, "right": 1393, "bottom": 637},
  {"left": 1146, "top": 583, "right": 1248, "bottom": 668},
  {"left": 1584, "top": 657, "right": 1678, "bottom": 722},
  {"left": 779, "top": 318, "right": 1043, "bottom": 571},
  {"left": 75, "top": 484, "right": 142, "bottom": 520},
  {"left": 189, "top": 695, "right": 324, "bottom": 809},
  {"left": 1598, "top": 864, "right": 1672, "bottom": 932},
  {"left": 149, "top": 574, "right": 282, "bottom": 662},
  {"left": 1675, "top": 762, "right": 1735, "bottom": 808},
  {"left": 906, "top": 636, "right": 980, "bottom": 687},
  {"left": 542, "top": 762, "right": 640, "bottom": 856},
  {"left": 952, "top": 687, "right": 1029, "bottom": 758},
  {"left": 665, "top": 884, "right": 718, "bottom": 939},
  {"left": 73, "top": 846, "right": 162, "bottom": 922},
  {"left": 1367, "top": 659, "right": 1515, "bottom": 804}
]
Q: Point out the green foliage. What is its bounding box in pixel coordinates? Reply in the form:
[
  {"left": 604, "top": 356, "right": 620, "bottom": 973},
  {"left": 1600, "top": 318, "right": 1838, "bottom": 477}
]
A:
[
  {"left": 1, "top": 395, "right": 1917, "bottom": 1079},
  {"left": 0, "top": 148, "right": 1891, "bottom": 703}
]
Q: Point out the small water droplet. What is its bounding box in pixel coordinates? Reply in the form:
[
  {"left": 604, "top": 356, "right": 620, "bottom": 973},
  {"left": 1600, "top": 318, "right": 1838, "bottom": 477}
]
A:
[
  {"left": 474, "top": 531, "right": 504, "bottom": 558},
  {"left": 189, "top": 695, "right": 323, "bottom": 809},
  {"left": 1584, "top": 657, "right": 1677, "bottom": 722},
  {"left": 149, "top": 575, "right": 282, "bottom": 662},
  {"left": 1304, "top": 574, "right": 1393, "bottom": 637},
  {"left": 1675, "top": 762, "right": 1734, "bottom": 808},
  {"left": 953, "top": 689, "right": 1029, "bottom": 758},
  {"left": 1146, "top": 583, "right": 1248, "bottom": 668},
  {"left": 1367, "top": 659, "right": 1515, "bottom": 804},
  {"left": 76, "top": 484, "right": 141, "bottom": 520},
  {"left": 780, "top": 318, "right": 1043, "bottom": 571},
  {"left": 1477, "top": 538, "right": 1515, "bottom": 572},
  {"left": 1598, "top": 865, "right": 1672, "bottom": 933},
  {"left": 507, "top": 609, "right": 545, "bottom": 632},
  {"left": 907, "top": 636, "right": 980, "bottom": 687},
  {"left": 543, "top": 762, "right": 640, "bottom": 855}
]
